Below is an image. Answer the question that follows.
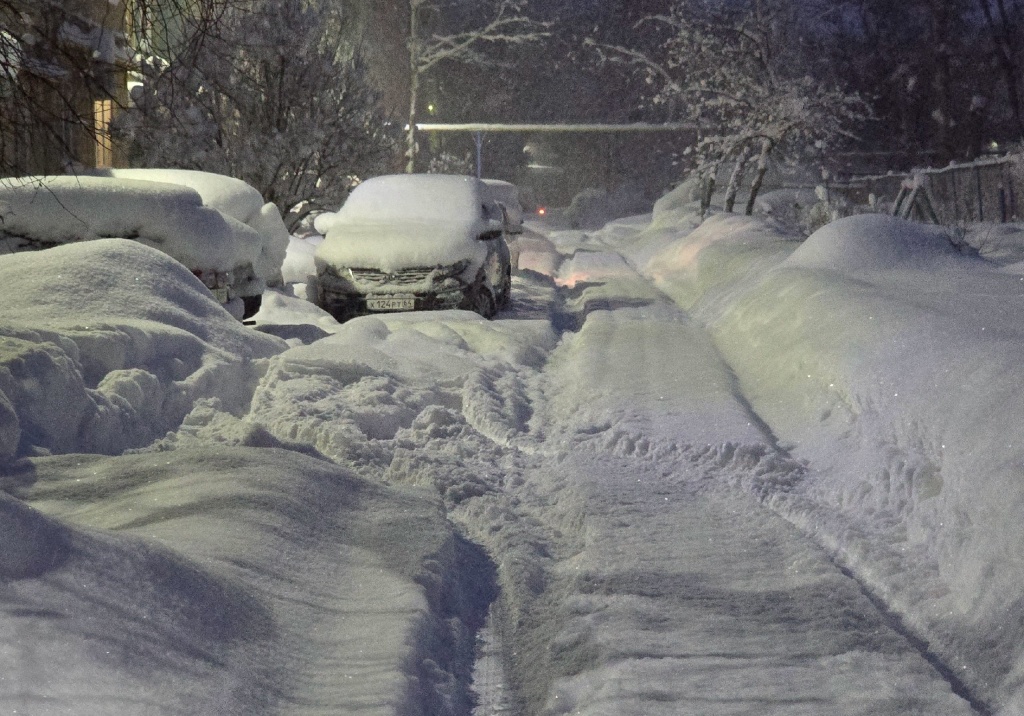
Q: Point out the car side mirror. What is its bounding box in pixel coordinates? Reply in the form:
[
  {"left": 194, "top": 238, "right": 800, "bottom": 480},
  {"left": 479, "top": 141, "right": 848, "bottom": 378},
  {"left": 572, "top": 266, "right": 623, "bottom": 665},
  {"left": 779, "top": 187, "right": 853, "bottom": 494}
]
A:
[{"left": 479, "top": 218, "right": 505, "bottom": 240}]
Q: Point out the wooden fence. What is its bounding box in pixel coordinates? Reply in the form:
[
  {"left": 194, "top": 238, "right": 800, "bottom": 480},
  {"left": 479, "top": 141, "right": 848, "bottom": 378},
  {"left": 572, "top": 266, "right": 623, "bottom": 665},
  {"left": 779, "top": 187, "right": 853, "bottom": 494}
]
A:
[{"left": 831, "top": 155, "right": 1021, "bottom": 225}]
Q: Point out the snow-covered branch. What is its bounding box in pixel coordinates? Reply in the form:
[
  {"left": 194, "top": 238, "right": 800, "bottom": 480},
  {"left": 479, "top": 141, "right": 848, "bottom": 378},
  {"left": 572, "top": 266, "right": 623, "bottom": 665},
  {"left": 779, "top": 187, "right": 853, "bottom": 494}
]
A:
[
  {"left": 415, "top": 3, "right": 549, "bottom": 73},
  {"left": 587, "top": 0, "right": 868, "bottom": 215},
  {"left": 405, "top": 0, "right": 548, "bottom": 172},
  {"left": 583, "top": 38, "right": 684, "bottom": 98}
]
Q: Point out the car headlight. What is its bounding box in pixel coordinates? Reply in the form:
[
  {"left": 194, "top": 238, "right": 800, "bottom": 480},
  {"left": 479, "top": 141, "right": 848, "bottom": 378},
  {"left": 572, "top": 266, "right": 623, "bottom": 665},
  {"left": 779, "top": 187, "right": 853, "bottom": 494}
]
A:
[
  {"left": 318, "top": 264, "right": 357, "bottom": 291},
  {"left": 434, "top": 259, "right": 470, "bottom": 281}
]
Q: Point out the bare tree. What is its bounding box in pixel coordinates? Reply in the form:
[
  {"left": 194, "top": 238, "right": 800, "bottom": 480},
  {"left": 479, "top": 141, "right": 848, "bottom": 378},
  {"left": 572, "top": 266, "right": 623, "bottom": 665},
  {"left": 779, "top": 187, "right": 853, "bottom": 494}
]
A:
[
  {"left": 405, "top": 0, "right": 547, "bottom": 172},
  {"left": 590, "top": 0, "right": 868, "bottom": 215},
  {"left": 125, "top": 0, "right": 397, "bottom": 229}
]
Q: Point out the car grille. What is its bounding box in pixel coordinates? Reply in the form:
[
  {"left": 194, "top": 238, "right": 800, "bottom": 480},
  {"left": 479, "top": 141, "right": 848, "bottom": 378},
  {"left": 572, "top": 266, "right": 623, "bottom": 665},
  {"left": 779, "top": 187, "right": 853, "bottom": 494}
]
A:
[{"left": 347, "top": 267, "right": 436, "bottom": 287}]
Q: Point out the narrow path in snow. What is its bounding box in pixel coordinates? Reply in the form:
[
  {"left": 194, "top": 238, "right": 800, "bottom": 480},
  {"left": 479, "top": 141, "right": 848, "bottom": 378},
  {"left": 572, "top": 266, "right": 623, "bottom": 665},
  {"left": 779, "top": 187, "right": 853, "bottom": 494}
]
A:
[
  {"left": 500, "top": 452, "right": 978, "bottom": 715},
  {"left": 468, "top": 234, "right": 981, "bottom": 714},
  {"left": 470, "top": 604, "right": 513, "bottom": 715}
]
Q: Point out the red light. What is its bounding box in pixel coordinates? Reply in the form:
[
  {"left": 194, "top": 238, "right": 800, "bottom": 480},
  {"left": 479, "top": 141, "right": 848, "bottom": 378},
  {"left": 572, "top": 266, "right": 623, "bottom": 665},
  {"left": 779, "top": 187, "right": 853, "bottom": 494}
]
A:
[{"left": 537, "top": 207, "right": 546, "bottom": 215}]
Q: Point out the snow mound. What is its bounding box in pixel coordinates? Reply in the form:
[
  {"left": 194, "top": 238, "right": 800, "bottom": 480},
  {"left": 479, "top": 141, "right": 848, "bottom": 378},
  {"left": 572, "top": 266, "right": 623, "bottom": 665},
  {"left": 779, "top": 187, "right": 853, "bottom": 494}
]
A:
[
  {"left": 0, "top": 239, "right": 285, "bottom": 461},
  {"left": 647, "top": 212, "right": 795, "bottom": 275},
  {"left": 281, "top": 234, "right": 322, "bottom": 284},
  {"left": 787, "top": 213, "right": 972, "bottom": 273},
  {"left": 10, "top": 446, "right": 492, "bottom": 715},
  {"left": 643, "top": 212, "right": 801, "bottom": 310}
]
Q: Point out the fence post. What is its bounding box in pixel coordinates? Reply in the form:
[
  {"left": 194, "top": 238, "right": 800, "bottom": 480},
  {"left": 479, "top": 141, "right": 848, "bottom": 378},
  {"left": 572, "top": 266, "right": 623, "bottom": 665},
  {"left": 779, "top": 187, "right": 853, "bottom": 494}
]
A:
[
  {"left": 1005, "top": 162, "right": 1017, "bottom": 221},
  {"left": 975, "top": 165, "right": 984, "bottom": 222},
  {"left": 951, "top": 168, "right": 960, "bottom": 224}
]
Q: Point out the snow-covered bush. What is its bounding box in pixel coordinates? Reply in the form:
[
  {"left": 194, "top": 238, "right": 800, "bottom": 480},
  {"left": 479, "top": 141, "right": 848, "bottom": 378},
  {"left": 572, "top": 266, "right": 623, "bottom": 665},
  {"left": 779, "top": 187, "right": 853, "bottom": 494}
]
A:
[{"left": 752, "top": 185, "right": 850, "bottom": 235}]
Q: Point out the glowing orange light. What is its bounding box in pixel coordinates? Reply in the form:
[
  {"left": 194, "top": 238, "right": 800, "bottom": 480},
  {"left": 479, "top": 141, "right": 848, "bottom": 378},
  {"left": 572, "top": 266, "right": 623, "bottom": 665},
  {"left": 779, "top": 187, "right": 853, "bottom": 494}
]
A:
[{"left": 537, "top": 207, "right": 546, "bottom": 215}]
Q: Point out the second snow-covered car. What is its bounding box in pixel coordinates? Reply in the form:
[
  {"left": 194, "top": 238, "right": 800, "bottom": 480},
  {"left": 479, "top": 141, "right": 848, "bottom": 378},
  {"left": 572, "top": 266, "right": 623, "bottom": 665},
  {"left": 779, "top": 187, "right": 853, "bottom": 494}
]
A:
[
  {"left": 0, "top": 172, "right": 288, "bottom": 320},
  {"left": 312, "top": 174, "right": 512, "bottom": 321}
]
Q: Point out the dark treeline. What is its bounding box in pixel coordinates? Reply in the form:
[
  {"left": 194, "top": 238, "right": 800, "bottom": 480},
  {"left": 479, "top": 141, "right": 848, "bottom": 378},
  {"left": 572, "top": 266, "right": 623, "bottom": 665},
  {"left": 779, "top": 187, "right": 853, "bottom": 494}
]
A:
[{"left": 429, "top": 0, "right": 1024, "bottom": 178}]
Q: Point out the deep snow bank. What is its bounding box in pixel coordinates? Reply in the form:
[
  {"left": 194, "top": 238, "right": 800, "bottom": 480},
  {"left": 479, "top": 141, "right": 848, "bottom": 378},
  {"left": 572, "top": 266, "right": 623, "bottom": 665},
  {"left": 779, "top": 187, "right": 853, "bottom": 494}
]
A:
[
  {"left": 645, "top": 211, "right": 1024, "bottom": 711},
  {"left": 0, "top": 239, "right": 285, "bottom": 462},
  {"left": 0, "top": 237, "right": 503, "bottom": 714},
  {"left": 5, "top": 446, "right": 493, "bottom": 715}
]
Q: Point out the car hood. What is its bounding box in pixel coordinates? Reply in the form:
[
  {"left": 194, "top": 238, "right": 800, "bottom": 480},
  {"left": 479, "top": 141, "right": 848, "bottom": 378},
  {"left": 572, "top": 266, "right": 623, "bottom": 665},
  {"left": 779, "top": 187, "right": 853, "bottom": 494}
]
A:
[{"left": 314, "top": 219, "right": 488, "bottom": 275}]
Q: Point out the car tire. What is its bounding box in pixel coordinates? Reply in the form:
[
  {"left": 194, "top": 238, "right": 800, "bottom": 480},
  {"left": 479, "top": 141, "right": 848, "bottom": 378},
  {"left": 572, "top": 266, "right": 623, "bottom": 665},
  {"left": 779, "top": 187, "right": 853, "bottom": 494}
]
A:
[
  {"left": 497, "top": 266, "right": 512, "bottom": 309},
  {"left": 242, "top": 294, "right": 263, "bottom": 320},
  {"left": 469, "top": 285, "right": 497, "bottom": 319}
]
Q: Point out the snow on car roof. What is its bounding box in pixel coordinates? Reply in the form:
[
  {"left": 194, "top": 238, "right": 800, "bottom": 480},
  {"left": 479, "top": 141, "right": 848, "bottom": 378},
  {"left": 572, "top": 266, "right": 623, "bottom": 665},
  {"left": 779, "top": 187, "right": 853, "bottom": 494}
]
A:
[
  {"left": 313, "top": 174, "right": 493, "bottom": 274},
  {"left": 332, "top": 174, "right": 486, "bottom": 223},
  {"left": 89, "top": 168, "right": 265, "bottom": 224},
  {"left": 88, "top": 168, "right": 289, "bottom": 284},
  {"left": 314, "top": 218, "right": 488, "bottom": 275}
]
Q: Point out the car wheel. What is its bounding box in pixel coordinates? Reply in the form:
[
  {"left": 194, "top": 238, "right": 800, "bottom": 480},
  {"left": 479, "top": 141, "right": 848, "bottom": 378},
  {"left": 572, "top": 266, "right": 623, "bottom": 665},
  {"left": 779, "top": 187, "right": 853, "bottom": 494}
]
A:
[
  {"left": 242, "top": 294, "right": 262, "bottom": 320},
  {"left": 497, "top": 266, "right": 512, "bottom": 309},
  {"left": 470, "top": 285, "right": 497, "bottom": 319}
]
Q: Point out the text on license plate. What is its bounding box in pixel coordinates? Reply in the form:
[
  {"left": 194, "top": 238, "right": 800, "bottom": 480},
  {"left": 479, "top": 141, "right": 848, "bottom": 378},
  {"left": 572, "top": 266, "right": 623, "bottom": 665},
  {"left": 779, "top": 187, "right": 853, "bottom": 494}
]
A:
[{"left": 366, "top": 297, "right": 415, "bottom": 311}]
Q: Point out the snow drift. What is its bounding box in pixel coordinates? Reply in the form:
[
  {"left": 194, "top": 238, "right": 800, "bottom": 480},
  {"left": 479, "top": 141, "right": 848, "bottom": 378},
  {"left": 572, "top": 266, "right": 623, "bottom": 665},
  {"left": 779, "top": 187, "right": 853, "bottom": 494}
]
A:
[
  {"left": 645, "top": 210, "right": 1024, "bottom": 710},
  {"left": 0, "top": 239, "right": 284, "bottom": 462}
]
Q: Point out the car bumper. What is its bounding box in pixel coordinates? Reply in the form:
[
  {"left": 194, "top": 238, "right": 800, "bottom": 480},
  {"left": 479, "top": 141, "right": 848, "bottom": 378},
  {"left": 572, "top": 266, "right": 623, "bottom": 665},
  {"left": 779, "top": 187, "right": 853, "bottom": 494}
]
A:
[{"left": 318, "top": 287, "right": 467, "bottom": 321}]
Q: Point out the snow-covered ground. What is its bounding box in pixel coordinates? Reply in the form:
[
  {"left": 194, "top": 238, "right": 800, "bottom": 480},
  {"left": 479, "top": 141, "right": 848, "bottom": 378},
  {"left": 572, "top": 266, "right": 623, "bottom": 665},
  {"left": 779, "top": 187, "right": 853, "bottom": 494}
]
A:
[{"left": 2, "top": 183, "right": 1024, "bottom": 714}]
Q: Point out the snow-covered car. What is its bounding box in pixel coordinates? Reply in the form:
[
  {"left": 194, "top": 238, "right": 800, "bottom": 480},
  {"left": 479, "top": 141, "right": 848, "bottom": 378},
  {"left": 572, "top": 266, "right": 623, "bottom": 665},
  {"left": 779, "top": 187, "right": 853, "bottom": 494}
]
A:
[
  {"left": 312, "top": 174, "right": 512, "bottom": 321},
  {"left": 482, "top": 179, "right": 525, "bottom": 234},
  {"left": 88, "top": 168, "right": 290, "bottom": 316},
  {"left": 0, "top": 172, "right": 288, "bottom": 320}
]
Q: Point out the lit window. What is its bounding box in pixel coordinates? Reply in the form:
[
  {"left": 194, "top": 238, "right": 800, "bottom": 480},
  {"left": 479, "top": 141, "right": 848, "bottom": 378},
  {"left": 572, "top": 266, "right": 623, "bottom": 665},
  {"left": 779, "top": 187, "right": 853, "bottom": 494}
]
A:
[{"left": 93, "top": 99, "right": 114, "bottom": 167}]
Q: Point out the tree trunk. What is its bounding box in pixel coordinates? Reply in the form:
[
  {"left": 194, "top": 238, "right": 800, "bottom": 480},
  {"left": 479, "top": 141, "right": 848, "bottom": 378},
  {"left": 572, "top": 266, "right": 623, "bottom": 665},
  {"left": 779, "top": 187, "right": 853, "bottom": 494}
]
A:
[
  {"left": 744, "top": 139, "right": 774, "bottom": 216},
  {"left": 406, "top": 69, "right": 419, "bottom": 173},
  {"left": 406, "top": 4, "right": 420, "bottom": 173},
  {"left": 724, "top": 146, "right": 752, "bottom": 213},
  {"left": 700, "top": 167, "right": 717, "bottom": 219}
]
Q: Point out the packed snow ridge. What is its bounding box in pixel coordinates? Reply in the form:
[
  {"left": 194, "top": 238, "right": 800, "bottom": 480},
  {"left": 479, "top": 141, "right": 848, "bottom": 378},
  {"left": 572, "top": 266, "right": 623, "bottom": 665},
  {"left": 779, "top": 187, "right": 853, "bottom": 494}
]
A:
[{"left": 2, "top": 175, "right": 1024, "bottom": 715}]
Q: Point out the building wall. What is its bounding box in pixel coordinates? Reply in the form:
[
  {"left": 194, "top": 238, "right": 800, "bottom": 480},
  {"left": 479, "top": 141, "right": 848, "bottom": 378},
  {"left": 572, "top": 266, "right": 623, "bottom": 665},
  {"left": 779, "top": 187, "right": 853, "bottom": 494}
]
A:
[{"left": 3, "top": 0, "right": 129, "bottom": 174}]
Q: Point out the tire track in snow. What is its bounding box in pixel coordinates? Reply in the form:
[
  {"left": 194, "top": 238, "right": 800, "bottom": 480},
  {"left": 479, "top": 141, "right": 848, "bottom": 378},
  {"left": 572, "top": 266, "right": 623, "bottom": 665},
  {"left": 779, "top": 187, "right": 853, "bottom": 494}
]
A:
[{"left": 475, "top": 253, "right": 981, "bottom": 713}]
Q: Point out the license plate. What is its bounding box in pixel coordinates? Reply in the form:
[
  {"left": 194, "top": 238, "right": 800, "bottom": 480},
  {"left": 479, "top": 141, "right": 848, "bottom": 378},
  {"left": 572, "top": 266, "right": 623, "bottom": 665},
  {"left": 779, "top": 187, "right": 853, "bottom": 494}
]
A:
[
  {"left": 366, "top": 297, "right": 415, "bottom": 311},
  {"left": 212, "top": 288, "right": 230, "bottom": 303}
]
